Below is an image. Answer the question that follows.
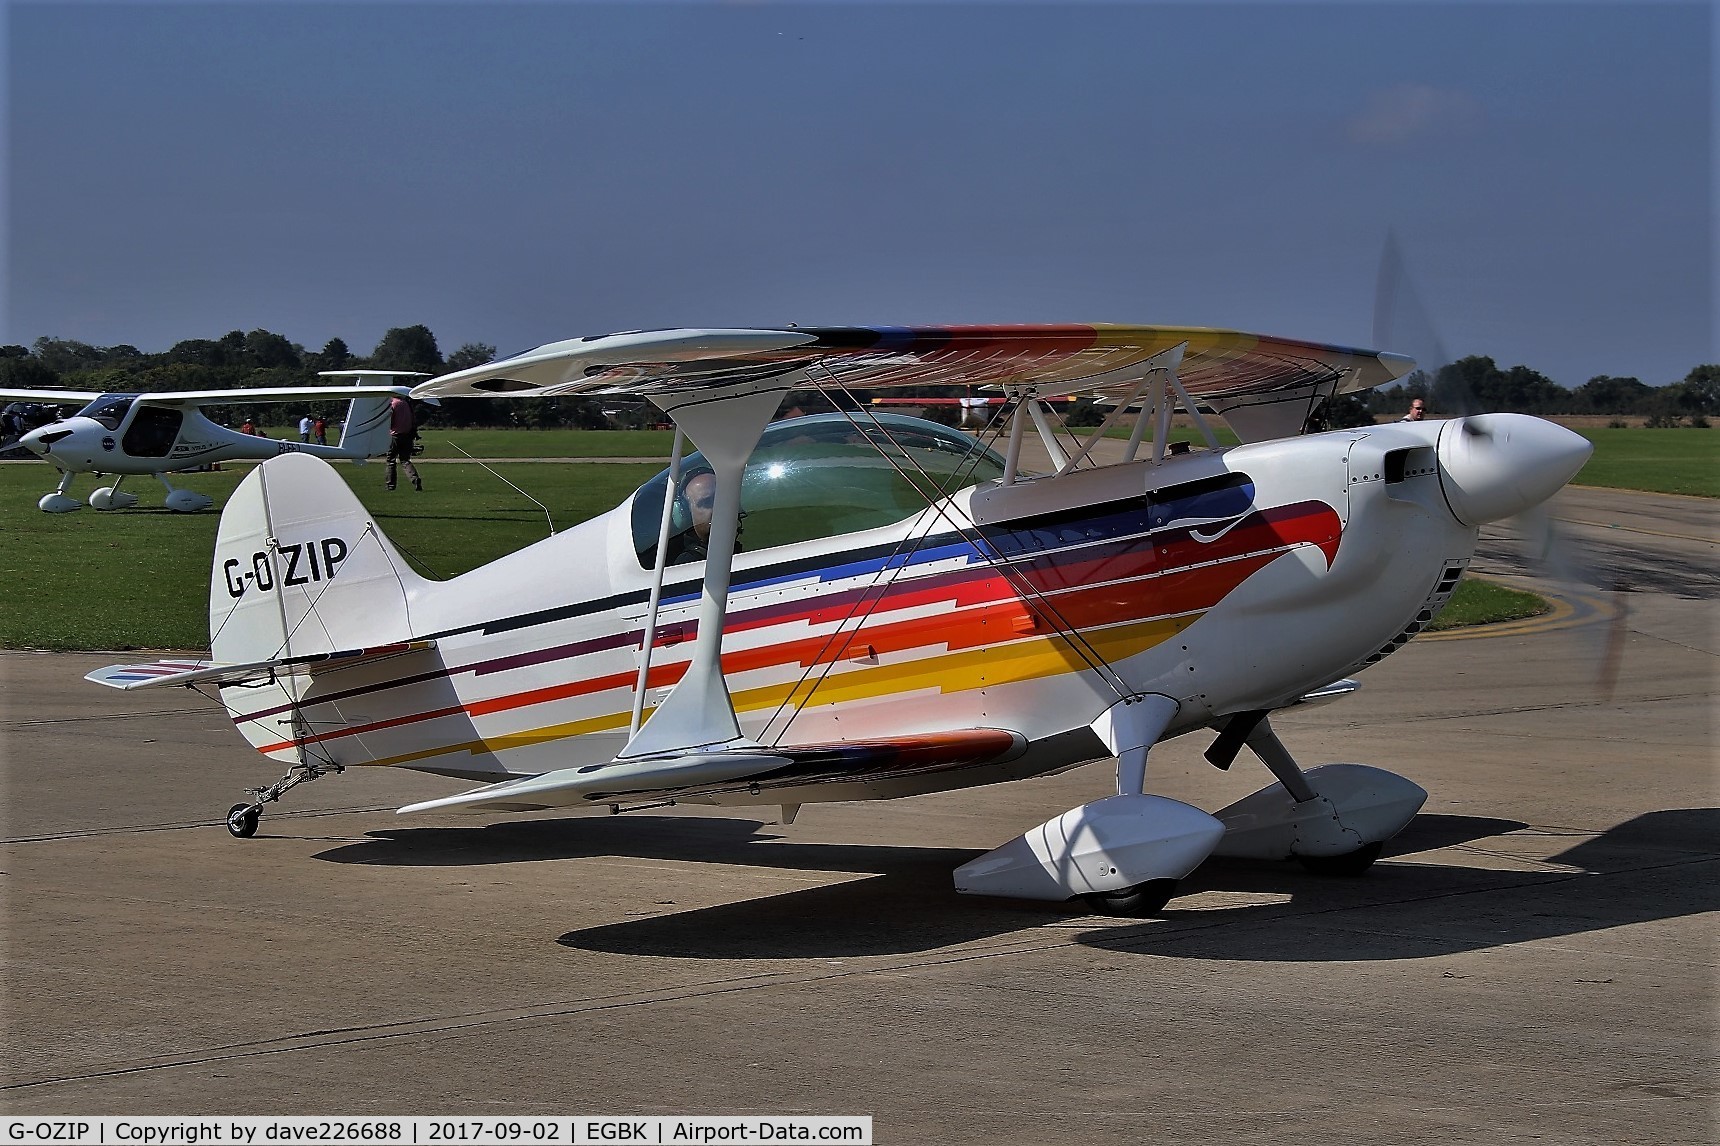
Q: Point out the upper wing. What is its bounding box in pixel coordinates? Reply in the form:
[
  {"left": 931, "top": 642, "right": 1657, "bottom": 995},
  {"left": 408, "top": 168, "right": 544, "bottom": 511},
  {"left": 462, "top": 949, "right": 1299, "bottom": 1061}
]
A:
[
  {"left": 412, "top": 325, "right": 1414, "bottom": 404},
  {"left": 0, "top": 388, "right": 102, "bottom": 404},
  {"left": 138, "top": 385, "right": 414, "bottom": 406},
  {"left": 0, "top": 385, "right": 416, "bottom": 408}
]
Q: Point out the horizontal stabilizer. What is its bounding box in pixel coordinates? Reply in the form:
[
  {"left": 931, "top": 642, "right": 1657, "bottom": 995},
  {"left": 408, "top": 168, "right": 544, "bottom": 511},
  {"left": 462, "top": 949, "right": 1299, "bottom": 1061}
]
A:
[
  {"left": 86, "top": 640, "right": 437, "bottom": 691},
  {"left": 398, "top": 728, "right": 1025, "bottom": 815}
]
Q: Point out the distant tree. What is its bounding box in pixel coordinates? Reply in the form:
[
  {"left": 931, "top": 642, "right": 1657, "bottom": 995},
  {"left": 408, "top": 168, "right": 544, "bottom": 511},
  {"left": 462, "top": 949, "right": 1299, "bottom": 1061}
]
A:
[
  {"left": 32, "top": 337, "right": 106, "bottom": 374},
  {"left": 1064, "top": 399, "right": 1106, "bottom": 428},
  {"left": 372, "top": 325, "right": 443, "bottom": 372},
  {"left": 244, "top": 328, "right": 300, "bottom": 370},
  {"left": 169, "top": 338, "right": 228, "bottom": 368},
  {"left": 0, "top": 355, "right": 60, "bottom": 388},
  {"left": 445, "top": 342, "right": 497, "bottom": 372},
  {"left": 0, "top": 345, "right": 29, "bottom": 359},
  {"left": 313, "top": 337, "right": 352, "bottom": 372},
  {"left": 1573, "top": 375, "right": 1651, "bottom": 415},
  {"left": 1306, "top": 393, "right": 1374, "bottom": 431},
  {"left": 1667, "top": 364, "right": 1719, "bottom": 415},
  {"left": 1433, "top": 356, "right": 1570, "bottom": 415}
]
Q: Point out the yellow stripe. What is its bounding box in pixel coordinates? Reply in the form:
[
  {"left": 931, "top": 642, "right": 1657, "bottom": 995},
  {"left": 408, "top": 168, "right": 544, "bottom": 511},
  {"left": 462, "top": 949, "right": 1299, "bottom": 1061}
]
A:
[{"left": 365, "top": 613, "right": 1199, "bottom": 769}]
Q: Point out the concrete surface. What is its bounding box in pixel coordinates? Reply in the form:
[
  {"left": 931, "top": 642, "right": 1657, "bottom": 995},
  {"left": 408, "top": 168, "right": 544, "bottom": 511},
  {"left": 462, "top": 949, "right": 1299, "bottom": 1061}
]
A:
[{"left": 2, "top": 481, "right": 1714, "bottom": 1144}]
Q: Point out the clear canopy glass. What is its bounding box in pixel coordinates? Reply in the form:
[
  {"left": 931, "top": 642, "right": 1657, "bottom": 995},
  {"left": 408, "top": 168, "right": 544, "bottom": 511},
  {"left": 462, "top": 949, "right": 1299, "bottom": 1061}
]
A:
[{"left": 630, "top": 412, "right": 1007, "bottom": 567}]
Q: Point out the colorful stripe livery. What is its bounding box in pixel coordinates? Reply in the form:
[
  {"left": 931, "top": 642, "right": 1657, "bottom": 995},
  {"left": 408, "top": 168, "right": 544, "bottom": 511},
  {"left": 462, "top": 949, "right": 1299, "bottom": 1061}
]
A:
[{"left": 234, "top": 485, "right": 1343, "bottom": 774}]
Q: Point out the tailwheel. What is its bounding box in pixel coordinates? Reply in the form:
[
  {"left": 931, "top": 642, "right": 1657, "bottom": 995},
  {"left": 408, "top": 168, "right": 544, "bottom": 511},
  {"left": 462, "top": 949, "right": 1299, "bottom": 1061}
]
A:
[
  {"left": 1297, "top": 840, "right": 1384, "bottom": 877},
  {"left": 1082, "top": 878, "right": 1179, "bottom": 917},
  {"left": 226, "top": 803, "right": 261, "bottom": 839}
]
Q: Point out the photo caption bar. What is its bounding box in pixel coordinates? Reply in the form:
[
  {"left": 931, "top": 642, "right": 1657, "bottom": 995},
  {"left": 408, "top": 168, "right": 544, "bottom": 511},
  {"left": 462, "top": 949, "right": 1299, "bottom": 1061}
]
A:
[{"left": 2, "top": 1119, "right": 871, "bottom": 1146}]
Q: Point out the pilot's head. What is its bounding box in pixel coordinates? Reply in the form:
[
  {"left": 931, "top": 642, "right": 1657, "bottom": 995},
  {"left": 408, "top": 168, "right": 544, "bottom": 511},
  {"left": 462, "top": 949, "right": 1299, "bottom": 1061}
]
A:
[{"left": 684, "top": 472, "right": 717, "bottom": 539}]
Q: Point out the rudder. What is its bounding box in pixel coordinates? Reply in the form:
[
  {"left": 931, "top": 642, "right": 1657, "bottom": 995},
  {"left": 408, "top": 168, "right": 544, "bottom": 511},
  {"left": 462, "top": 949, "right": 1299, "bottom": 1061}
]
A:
[
  {"left": 210, "top": 453, "right": 429, "bottom": 663},
  {"left": 336, "top": 394, "right": 397, "bottom": 458}
]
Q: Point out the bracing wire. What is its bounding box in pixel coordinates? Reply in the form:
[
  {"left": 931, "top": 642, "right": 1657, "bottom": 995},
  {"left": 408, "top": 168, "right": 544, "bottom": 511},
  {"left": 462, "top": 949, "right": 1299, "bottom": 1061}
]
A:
[
  {"left": 759, "top": 369, "right": 1133, "bottom": 740},
  {"left": 444, "top": 440, "right": 557, "bottom": 537},
  {"left": 823, "top": 381, "right": 1134, "bottom": 700}
]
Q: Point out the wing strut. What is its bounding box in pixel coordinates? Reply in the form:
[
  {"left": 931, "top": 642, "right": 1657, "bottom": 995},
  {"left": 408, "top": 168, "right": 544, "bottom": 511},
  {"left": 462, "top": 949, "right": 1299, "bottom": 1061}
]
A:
[
  {"left": 618, "top": 385, "right": 789, "bottom": 759},
  {"left": 630, "top": 426, "right": 686, "bottom": 738}
]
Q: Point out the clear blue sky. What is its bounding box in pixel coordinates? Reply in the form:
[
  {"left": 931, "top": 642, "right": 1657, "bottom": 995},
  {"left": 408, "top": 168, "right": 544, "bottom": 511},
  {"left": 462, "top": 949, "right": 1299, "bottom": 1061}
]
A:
[{"left": 5, "top": 1, "right": 1713, "bottom": 388}]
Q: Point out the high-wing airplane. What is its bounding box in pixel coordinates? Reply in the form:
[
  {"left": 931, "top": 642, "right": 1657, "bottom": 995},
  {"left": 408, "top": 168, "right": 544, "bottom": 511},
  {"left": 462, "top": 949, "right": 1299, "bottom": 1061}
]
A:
[
  {"left": 0, "top": 370, "right": 428, "bottom": 512},
  {"left": 86, "top": 325, "right": 1592, "bottom": 915}
]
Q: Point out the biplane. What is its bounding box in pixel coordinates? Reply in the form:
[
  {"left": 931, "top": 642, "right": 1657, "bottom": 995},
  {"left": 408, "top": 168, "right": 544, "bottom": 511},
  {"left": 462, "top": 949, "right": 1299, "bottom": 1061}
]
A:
[
  {"left": 87, "top": 325, "right": 1592, "bottom": 914},
  {"left": 0, "top": 370, "right": 427, "bottom": 512}
]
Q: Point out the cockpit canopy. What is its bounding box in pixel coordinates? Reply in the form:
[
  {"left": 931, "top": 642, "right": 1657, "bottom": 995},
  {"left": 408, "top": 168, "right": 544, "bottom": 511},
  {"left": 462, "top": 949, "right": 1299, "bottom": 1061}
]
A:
[
  {"left": 76, "top": 394, "right": 138, "bottom": 430},
  {"left": 631, "top": 412, "right": 1007, "bottom": 567}
]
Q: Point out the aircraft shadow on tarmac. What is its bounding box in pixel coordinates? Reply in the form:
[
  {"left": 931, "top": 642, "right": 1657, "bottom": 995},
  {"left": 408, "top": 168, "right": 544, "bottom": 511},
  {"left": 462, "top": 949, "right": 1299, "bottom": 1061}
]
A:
[{"left": 313, "top": 808, "right": 1718, "bottom": 962}]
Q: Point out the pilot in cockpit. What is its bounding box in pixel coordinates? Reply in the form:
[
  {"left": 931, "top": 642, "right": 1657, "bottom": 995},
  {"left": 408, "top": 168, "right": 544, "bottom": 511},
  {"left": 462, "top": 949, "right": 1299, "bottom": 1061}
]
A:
[{"left": 666, "top": 471, "right": 719, "bottom": 565}]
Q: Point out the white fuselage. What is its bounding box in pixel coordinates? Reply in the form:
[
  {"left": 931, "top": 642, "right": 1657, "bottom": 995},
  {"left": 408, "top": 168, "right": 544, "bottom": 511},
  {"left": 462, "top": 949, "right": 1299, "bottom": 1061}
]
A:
[
  {"left": 20, "top": 409, "right": 357, "bottom": 476},
  {"left": 214, "top": 418, "right": 1513, "bottom": 810}
]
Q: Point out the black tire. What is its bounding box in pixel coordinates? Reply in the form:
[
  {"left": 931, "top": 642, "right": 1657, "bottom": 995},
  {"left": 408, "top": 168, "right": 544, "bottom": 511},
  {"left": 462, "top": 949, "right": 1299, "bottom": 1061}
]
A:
[
  {"left": 1297, "top": 840, "right": 1384, "bottom": 876},
  {"left": 226, "top": 803, "right": 260, "bottom": 839},
  {"left": 1082, "top": 878, "right": 1179, "bottom": 917}
]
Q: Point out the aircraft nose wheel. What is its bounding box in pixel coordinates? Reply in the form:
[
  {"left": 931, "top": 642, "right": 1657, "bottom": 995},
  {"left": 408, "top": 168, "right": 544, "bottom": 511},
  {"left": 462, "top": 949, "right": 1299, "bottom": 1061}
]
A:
[
  {"left": 1081, "top": 878, "right": 1179, "bottom": 917},
  {"left": 226, "top": 803, "right": 261, "bottom": 838}
]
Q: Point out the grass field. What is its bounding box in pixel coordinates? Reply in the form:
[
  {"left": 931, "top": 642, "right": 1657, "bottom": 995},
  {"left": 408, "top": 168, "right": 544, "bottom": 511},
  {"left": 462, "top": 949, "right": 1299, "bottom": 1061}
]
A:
[
  {"left": 24, "top": 417, "right": 1698, "bottom": 650},
  {"left": 2, "top": 442, "right": 1550, "bottom": 648},
  {"left": 254, "top": 425, "right": 676, "bottom": 459},
  {"left": 0, "top": 460, "right": 660, "bottom": 649},
  {"left": 1567, "top": 427, "right": 1716, "bottom": 497}
]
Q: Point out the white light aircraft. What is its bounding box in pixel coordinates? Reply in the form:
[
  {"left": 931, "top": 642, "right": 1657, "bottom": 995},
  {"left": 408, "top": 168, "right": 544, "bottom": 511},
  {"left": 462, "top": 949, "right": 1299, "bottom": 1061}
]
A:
[
  {"left": 87, "top": 325, "right": 1592, "bottom": 914},
  {"left": 1, "top": 370, "right": 428, "bottom": 512}
]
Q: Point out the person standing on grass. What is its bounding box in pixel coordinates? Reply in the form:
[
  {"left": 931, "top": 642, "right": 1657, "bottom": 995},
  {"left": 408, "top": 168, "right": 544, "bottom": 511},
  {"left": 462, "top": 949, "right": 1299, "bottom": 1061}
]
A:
[{"left": 384, "top": 395, "right": 422, "bottom": 492}]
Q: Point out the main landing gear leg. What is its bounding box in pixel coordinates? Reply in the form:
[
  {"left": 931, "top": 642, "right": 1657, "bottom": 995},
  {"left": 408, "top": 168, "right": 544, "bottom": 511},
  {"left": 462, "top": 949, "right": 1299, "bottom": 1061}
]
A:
[
  {"left": 155, "top": 471, "right": 214, "bottom": 513},
  {"left": 226, "top": 760, "right": 344, "bottom": 839},
  {"left": 39, "top": 471, "right": 82, "bottom": 513},
  {"left": 90, "top": 474, "right": 139, "bottom": 510},
  {"left": 1209, "top": 716, "right": 1427, "bottom": 874}
]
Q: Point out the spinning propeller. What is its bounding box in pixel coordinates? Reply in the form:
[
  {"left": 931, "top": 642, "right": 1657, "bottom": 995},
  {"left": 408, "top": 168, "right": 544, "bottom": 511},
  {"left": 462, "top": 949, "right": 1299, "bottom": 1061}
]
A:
[{"left": 1373, "top": 232, "right": 1626, "bottom": 696}]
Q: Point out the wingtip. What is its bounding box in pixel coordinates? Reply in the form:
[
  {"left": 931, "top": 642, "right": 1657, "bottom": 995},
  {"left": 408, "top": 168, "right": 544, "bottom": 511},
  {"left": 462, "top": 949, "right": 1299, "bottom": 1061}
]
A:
[{"left": 1378, "top": 351, "right": 1417, "bottom": 380}]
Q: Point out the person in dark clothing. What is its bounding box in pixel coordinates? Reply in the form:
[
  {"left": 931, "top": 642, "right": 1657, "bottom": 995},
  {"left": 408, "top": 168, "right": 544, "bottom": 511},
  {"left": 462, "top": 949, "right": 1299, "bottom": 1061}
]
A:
[{"left": 384, "top": 395, "right": 422, "bottom": 491}]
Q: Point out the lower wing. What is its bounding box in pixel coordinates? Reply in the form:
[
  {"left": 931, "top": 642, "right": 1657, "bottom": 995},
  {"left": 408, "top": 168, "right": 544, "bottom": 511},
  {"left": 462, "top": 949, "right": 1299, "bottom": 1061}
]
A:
[{"left": 397, "top": 728, "right": 1025, "bottom": 815}]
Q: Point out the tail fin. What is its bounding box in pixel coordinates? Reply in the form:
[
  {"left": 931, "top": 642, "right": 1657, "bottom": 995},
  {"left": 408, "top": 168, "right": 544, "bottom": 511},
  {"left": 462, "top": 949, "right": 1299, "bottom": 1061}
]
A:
[
  {"left": 335, "top": 394, "right": 397, "bottom": 458},
  {"left": 210, "top": 453, "right": 430, "bottom": 663}
]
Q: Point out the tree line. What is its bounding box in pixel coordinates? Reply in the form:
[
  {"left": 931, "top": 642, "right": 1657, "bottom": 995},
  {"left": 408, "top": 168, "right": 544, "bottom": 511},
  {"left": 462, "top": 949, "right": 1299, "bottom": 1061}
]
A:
[{"left": 2, "top": 324, "right": 1715, "bottom": 430}]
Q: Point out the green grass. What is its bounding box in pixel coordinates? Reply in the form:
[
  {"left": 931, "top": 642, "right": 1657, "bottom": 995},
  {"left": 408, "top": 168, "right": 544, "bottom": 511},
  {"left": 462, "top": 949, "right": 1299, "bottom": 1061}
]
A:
[
  {"left": 252, "top": 423, "right": 1718, "bottom": 496},
  {"left": 1091, "top": 424, "right": 1245, "bottom": 448},
  {"left": 1426, "top": 578, "right": 1549, "bottom": 631},
  {"left": 0, "top": 460, "right": 661, "bottom": 650},
  {"left": 18, "top": 411, "right": 1679, "bottom": 649},
  {"left": 1569, "top": 427, "right": 1717, "bottom": 497}
]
